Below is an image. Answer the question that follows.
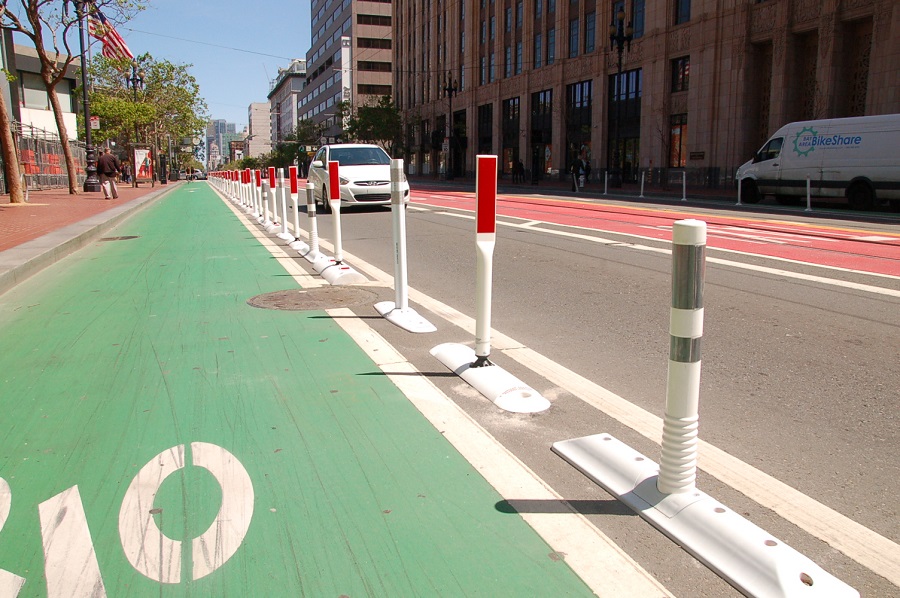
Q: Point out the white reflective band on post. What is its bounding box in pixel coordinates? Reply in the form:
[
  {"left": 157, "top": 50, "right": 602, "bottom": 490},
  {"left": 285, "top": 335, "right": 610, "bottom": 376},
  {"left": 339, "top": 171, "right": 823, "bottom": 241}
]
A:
[{"left": 669, "top": 307, "right": 704, "bottom": 339}]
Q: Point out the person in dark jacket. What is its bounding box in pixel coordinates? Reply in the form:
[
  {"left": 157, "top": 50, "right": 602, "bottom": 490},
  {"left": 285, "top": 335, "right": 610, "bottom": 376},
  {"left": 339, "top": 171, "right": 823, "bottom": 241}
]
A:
[{"left": 97, "top": 147, "right": 121, "bottom": 199}]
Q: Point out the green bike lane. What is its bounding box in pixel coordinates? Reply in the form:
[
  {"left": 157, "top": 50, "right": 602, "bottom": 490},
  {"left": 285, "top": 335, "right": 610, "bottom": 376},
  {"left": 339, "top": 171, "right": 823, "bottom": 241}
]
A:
[{"left": 0, "top": 183, "right": 596, "bottom": 596}]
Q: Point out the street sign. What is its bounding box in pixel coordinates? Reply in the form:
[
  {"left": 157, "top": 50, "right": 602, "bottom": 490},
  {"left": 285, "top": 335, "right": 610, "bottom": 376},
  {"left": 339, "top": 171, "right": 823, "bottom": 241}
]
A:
[{"left": 90, "top": 116, "right": 100, "bottom": 130}]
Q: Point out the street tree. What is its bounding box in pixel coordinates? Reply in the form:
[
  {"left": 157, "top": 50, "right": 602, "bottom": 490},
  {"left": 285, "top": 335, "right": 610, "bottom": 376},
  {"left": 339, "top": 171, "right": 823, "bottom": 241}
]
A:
[
  {"left": 337, "top": 96, "right": 405, "bottom": 156},
  {"left": 0, "top": 67, "right": 24, "bottom": 202},
  {"left": 89, "top": 53, "right": 207, "bottom": 154},
  {"left": 0, "top": 0, "right": 147, "bottom": 194}
]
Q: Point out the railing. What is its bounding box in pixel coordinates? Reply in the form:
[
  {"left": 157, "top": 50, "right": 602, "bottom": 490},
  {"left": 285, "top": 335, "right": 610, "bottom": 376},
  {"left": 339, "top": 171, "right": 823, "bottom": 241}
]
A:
[{"left": 0, "top": 122, "right": 86, "bottom": 194}]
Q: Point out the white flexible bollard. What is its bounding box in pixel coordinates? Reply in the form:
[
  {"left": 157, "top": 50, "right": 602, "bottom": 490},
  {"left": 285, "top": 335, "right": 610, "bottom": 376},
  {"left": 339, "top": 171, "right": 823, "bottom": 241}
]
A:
[
  {"left": 266, "top": 167, "right": 280, "bottom": 234},
  {"left": 287, "top": 166, "right": 309, "bottom": 252},
  {"left": 374, "top": 159, "right": 436, "bottom": 333},
  {"left": 261, "top": 171, "right": 273, "bottom": 227},
  {"left": 681, "top": 171, "right": 687, "bottom": 201},
  {"left": 431, "top": 155, "right": 549, "bottom": 413},
  {"left": 805, "top": 174, "right": 812, "bottom": 212},
  {"left": 640, "top": 170, "right": 645, "bottom": 198},
  {"left": 306, "top": 181, "right": 321, "bottom": 259},
  {"left": 278, "top": 168, "right": 293, "bottom": 240},
  {"left": 255, "top": 170, "right": 264, "bottom": 220},
  {"left": 736, "top": 176, "right": 743, "bottom": 206},
  {"left": 314, "top": 162, "right": 364, "bottom": 284},
  {"left": 604, "top": 171, "right": 608, "bottom": 195},
  {"left": 658, "top": 219, "right": 706, "bottom": 495},
  {"left": 328, "top": 160, "right": 343, "bottom": 264}
]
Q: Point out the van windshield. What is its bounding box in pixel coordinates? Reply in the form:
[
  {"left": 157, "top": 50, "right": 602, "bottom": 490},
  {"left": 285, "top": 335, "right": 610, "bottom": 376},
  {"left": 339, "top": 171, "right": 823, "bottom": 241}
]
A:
[
  {"left": 329, "top": 147, "right": 390, "bottom": 166},
  {"left": 757, "top": 137, "right": 783, "bottom": 162}
]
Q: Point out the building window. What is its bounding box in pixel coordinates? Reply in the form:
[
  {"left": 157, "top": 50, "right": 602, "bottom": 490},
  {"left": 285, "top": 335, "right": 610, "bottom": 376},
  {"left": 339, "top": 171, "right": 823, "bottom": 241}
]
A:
[
  {"left": 534, "top": 33, "right": 543, "bottom": 68},
  {"left": 481, "top": 56, "right": 487, "bottom": 84},
  {"left": 490, "top": 52, "right": 496, "bottom": 81},
  {"left": 585, "top": 12, "right": 595, "bottom": 53},
  {"left": 505, "top": 46, "right": 512, "bottom": 78},
  {"left": 21, "top": 72, "right": 49, "bottom": 110},
  {"left": 516, "top": 41, "right": 523, "bottom": 74},
  {"left": 517, "top": 1, "right": 523, "bottom": 27},
  {"left": 506, "top": 7, "right": 512, "bottom": 32},
  {"left": 632, "top": 0, "right": 645, "bottom": 37},
  {"left": 671, "top": 56, "right": 690, "bottom": 92},
  {"left": 357, "top": 14, "right": 391, "bottom": 26},
  {"left": 674, "top": 0, "right": 691, "bottom": 25},
  {"left": 358, "top": 61, "right": 392, "bottom": 72},
  {"left": 549, "top": 0, "right": 556, "bottom": 13},
  {"left": 358, "top": 37, "right": 391, "bottom": 48},
  {"left": 481, "top": 20, "right": 486, "bottom": 43},
  {"left": 536, "top": 0, "right": 543, "bottom": 15},
  {"left": 669, "top": 113, "right": 688, "bottom": 167},
  {"left": 358, "top": 84, "right": 392, "bottom": 95},
  {"left": 569, "top": 18, "right": 579, "bottom": 58},
  {"left": 491, "top": 16, "right": 496, "bottom": 39},
  {"left": 548, "top": 28, "right": 556, "bottom": 64}
]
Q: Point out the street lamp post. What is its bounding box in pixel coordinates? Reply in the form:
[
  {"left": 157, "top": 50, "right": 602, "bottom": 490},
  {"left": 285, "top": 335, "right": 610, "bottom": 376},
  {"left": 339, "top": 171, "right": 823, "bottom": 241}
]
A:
[
  {"left": 127, "top": 60, "right": 144, "bottom": 187},
  {"left": 74, "top": 1, "right": 100, "bottom": 192},
  {"left": 608, "top": 8, "right": 633, "bottom": 188},
  {"left": 442, "top": 73, "right": 458, "bottom": 180}
]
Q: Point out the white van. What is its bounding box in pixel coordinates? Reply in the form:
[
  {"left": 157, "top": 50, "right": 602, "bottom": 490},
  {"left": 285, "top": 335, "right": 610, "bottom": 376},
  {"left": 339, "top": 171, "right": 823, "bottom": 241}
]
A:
[{"left": 736, "top": 114, "right": 900, "bottom": 210}]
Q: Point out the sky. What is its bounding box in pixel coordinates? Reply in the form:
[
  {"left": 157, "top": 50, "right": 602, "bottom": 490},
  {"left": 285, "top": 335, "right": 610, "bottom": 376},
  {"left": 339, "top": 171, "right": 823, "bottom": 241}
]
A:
[{"left": 117, "top": 0, "right": 311, "bottom": 130}]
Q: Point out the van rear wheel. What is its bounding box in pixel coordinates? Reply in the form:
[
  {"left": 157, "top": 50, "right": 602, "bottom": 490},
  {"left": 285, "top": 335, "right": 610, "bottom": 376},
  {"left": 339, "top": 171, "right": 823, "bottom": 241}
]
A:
[
  {"left": 847, "top": 182, "right": 875, "bottom": 211},
  {"left": 741, "top": 179, "right": 761, "bottom": 204}
]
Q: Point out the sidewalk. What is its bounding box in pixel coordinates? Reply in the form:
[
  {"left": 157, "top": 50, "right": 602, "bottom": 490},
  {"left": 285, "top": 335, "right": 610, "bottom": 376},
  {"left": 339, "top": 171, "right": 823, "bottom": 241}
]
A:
[{"left": 0, "top": 182, "right": 619, "bottom": 596}]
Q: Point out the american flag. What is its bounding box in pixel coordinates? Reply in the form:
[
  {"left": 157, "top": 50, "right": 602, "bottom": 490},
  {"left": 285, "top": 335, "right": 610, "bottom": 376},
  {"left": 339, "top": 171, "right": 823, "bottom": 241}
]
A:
[{"left": 87, "top": 4, "right": 134, "bottom": 62}]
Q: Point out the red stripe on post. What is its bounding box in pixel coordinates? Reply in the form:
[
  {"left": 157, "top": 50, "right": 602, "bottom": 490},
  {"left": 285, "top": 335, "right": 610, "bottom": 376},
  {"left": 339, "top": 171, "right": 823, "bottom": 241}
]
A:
[
  {"left": 328, "top": 161, "right": 340, "bottom": 201},
  {"left": 268, "top": 166, "right": 276, "bottom": 186},
  {"left": 476, "top": 155, "right": 498, "bottom": 234},
  {"left": 254, "top": 170, "right": 261, "bottom": 187},
  {"left": 289, "top": 166, "right": 298, "bottom": 194}
]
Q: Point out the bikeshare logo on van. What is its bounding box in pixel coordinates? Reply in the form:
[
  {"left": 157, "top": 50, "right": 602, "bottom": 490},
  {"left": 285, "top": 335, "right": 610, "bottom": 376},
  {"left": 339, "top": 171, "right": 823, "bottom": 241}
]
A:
[{"left": 792, "top": 126, "right": 863, "bottom": 157}]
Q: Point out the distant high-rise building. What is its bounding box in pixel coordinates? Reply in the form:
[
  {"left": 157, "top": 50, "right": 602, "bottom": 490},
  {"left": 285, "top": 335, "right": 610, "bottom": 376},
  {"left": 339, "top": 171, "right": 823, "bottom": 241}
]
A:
[
  {"left": 268, "top": 59, "right": 306, "bottom": 144},
  {"left": 246, "top": 102, "right": 272, "bottom": 158},
  {"left": 207, "top": 119, "right": 240, "bottom": 165},
  {"left": 298, "top": 0, "right": 394, "bottom": 142}
]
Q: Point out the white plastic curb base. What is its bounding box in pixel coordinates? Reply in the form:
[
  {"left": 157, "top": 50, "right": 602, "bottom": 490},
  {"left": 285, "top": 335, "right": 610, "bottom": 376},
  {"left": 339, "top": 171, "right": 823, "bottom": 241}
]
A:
[
  {"left": 315, "top": 260, "right": 367, "bottom": 286},
  {"left": 374, "top": 301, "right": 437, "bottom": 333},
  {"left": 264, "top": 221, "right": 279, "bottom": 234},
  {"left": 289, "top": 239, "right": 310, "bottom": 253},
  {"left": 430, "top": 343, "right": 551, "bottom": 413},
  {"left": 276, "top": 231, "right": 294, "bottom": 242},
  {"left": 551, "top": 433, "right": 859, "bottom": 598}
]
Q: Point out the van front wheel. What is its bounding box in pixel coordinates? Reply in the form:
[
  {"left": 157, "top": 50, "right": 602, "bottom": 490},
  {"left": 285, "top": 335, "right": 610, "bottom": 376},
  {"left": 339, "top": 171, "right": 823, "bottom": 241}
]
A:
[
  {"left": 847, "top": 182, "right": 875, "bottom": 211},
  {"left": 741, "top": 179, "right": 761, "bottom": 204}
]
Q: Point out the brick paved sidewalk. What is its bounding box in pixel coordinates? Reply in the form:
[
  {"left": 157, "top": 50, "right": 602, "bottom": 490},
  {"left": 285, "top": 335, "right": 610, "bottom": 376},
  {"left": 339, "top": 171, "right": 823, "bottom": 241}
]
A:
[{"left": 0, "top": 182, "right": 175, "bottom": 253}]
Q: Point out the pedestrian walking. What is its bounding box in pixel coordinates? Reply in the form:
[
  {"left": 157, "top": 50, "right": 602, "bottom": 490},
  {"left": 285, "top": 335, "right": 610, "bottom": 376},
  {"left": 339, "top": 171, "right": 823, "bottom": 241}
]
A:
[{"left": 97, "top": 147, "right": 121, "bottom": 199}]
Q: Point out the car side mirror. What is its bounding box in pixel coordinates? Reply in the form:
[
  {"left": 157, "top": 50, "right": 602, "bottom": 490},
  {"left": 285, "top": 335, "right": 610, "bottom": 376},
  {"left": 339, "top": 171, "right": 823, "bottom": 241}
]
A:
[{"left": 311, "top": 160, "right": 324, "bottom": 168}]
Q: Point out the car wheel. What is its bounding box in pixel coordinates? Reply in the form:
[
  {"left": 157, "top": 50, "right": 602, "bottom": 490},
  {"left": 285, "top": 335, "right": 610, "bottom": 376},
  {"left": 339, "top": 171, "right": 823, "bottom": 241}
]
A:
[
  {"left": 741, "top": 179, "right": 761, "bottom": 204},
  {"left": 847, "top": 181, "right": 875, "bottom": 211},
  {"left": 320, "top": 188, "right": 332, "bottom": 214}
]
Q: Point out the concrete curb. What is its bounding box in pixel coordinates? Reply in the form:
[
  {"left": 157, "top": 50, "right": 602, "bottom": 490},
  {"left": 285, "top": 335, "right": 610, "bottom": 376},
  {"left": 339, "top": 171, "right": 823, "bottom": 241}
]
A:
[{"left": 0, "top": 184, "right": 176, "bottom": 296}]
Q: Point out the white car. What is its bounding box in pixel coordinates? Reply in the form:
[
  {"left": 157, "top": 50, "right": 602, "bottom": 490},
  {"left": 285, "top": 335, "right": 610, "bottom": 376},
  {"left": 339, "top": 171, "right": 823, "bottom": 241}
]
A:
[{"left": 307, "top": 144, "right": 410, "bottom": 212}]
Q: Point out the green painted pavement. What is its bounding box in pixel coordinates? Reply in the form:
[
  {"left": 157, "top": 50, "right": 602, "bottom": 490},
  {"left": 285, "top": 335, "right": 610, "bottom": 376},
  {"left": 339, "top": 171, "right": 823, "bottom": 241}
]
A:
[{"left": 0, "top": 184, "right": 594, "bottom": 596}]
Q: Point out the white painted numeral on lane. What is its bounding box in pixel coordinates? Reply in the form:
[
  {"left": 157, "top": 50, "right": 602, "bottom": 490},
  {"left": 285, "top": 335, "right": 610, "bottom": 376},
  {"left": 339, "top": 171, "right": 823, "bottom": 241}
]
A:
[
  {"left": 1, "top": 477, "right": 26, "bottom": 597},
  {"left": 38, "top": 485, "right": 106, "bottom": 598},
  {"left": 190, "top": 442, "right": 254, "bottom": 580},
  {"left": 118, "top": 445, "right": 185, "bottom": 583},
  {"left": 119, "top": 443, "right": 254, "bottom": 584}
]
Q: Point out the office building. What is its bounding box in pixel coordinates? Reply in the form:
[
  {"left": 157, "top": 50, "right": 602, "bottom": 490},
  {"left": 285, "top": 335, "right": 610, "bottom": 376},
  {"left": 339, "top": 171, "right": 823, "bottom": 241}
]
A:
[{"left": 394, "top": 0, "right": 899, "bottom": 181}]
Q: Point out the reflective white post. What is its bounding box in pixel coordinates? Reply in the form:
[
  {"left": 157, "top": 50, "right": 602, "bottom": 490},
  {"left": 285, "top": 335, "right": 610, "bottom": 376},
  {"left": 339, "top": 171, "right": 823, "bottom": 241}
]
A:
[
  {"left": 805, "top": 175, "right": 812, "bottom": 212},
  {"left": 328, "top": 160, "right": 343, "bottom": 263},
  {"left": 658, "top": 219, "right": 706, "bottom": 495}
]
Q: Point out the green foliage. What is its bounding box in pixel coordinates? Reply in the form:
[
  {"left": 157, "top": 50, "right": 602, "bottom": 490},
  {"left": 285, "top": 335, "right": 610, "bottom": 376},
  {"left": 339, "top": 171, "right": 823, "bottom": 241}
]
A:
[
  {"left": 339, "top": 96, "right": 405, "bottom": 156},
  {"left": 86, "top": 53, "right": 208, "bottom": 147}
]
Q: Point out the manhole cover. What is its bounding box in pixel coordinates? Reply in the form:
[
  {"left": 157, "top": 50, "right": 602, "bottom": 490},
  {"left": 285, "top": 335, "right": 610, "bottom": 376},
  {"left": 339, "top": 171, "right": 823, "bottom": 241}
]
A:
[
  {"left": 247, "top": 287, "right": 377, "bottom": 311},
  {"left": 99, "top": 235, "right": 140, "bottom": 242}
]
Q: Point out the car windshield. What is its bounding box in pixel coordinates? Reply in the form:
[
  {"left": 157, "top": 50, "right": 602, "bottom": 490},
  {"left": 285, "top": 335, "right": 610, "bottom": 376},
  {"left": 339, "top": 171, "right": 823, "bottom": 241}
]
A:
[{"left": 329, "top": 147, "right": 390, "bottom": 166}]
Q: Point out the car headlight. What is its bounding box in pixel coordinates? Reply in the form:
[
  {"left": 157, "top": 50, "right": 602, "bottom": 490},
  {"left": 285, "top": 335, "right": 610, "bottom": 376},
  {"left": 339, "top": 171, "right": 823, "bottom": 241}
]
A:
[
  {"left": 339, "top": 176, "right": 350, "bottom": 185},
  {"left": 401, "top": 172, "right": 408, "bottom": 183}
]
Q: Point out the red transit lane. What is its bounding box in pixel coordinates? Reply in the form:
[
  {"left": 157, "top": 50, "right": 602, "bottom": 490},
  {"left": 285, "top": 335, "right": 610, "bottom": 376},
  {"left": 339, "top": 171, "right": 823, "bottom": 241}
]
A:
[{"left": 411, "top": 190, "right": 900, "bottom": 277}]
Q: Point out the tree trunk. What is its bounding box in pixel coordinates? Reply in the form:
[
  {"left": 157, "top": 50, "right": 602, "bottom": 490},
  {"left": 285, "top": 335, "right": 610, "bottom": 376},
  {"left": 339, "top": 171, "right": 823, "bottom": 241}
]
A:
[
  {"left": 45, "top": 81, "right": 79, "bottom": 194},
  {"left": 0, "top": 86, "right": 24, "bottom": 203}
]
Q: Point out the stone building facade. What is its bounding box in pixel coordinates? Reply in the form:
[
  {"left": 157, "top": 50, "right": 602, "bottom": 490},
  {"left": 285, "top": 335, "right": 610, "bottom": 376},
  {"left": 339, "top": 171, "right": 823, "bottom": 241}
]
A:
[{"left": 393, "top": 0, "right": 899, "bottom": 183}]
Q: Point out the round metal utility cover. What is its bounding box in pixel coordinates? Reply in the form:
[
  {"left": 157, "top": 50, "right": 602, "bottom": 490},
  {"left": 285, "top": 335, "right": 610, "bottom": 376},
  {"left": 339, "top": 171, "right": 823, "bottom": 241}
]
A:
[{"left": 247, "top": 287, "right": 377, "bottom": 311}]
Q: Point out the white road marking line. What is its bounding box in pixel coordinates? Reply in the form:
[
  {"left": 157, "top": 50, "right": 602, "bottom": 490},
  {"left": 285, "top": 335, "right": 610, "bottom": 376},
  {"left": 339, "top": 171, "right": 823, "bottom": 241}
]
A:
[
  {"left": 418, "top": 203, "right": 900, "bottom": 292},
  {"left": 327, "top": 308, "right": 673, "bottom": 597}
]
